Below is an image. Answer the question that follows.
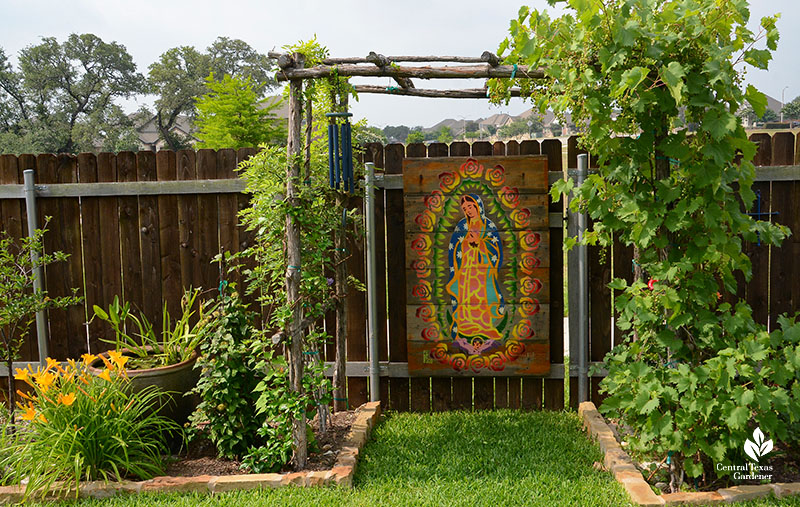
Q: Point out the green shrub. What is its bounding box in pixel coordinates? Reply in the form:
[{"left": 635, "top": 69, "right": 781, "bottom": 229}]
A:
[
  {"left": 189, "top": 284, "right": 264, "bottom": 460},
  {"left": 493, "top": 0, "right": 791, "bottom": 489},
  {"left": 2, "top": 355, "right": 179, "bottom": 500},
  {"left": 600, "top": 309, "right": 800, "bottom": 480},
  {"left": 0, "top": 223, "right": 82, "bottom": 418},
  {"left": 189, "top": 280, "right": 330, "bottom": 473}
]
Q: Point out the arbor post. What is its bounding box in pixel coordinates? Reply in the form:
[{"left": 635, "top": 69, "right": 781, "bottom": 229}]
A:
[{"left": 286, "top": 53, "right": 307, "bottom": 469}]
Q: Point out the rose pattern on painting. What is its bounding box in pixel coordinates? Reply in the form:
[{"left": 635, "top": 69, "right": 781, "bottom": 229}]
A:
[
  {"left": 410, "top": 158, "right": 544, "bottom": 372},
  {"left": 424, "top": 190, "right": 444, "bottom": 213}
]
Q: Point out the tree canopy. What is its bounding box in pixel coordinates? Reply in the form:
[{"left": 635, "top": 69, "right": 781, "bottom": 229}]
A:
[
  {"left": 497, "top": 117, "right": 543, "bottom": 138},
  {"left": 148, "top": 37, "right": 277, "bottom": 151},
  {"left": 782, "top": 96, "right": 800, "bottom": 120},
  {"left": 0, "top": 34, "right": 144, "bottom": 154},
  {"left": 195, "top": 73, "right": 285, "bottom": 150}
]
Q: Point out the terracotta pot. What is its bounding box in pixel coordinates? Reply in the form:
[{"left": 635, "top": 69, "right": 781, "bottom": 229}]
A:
[{"left": 87, "top": 347, "right": 200, "bottom": 425}]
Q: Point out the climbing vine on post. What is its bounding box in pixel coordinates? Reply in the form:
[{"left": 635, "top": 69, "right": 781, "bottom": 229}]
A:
[
  {"left": 493, "top": 0, "right": 800, "bottom": 489},
  {"left": 237, "top": 38, "right": 365, "bottom": 470}
]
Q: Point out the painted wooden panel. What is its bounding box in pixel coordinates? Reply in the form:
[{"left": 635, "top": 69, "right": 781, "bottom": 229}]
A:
[
  {"left": 404, "top": 193, "right": 549, "bottom": 232},
  {"left": 404, "top": 155, "right": 550, "bottom": 376}
]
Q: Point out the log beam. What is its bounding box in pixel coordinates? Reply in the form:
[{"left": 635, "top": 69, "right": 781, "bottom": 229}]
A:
[
  {"left": 268, "top": 52, "right": 504, "bottom": 65},
  {"left": 276, "top": 63, "right": 543, "bottom": 81},
  {"left": 353, "top": 85, "right": 523, "bottom": 99},
  {"left": 366, "top": 52, "right": 415, "bottom": 89}
]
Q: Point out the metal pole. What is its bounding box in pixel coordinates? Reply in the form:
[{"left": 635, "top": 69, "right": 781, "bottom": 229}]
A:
[
  {"left": 23, "top": 169, "right": 49, "bottom": 365},
  {"left": 364, "top": 162, "right": 380, "bottom": 402},
  {"left": 781, "top": 86, "right": 788, "bottom": 123},
  {"left": 576, "top": 155, "right": 589, "bottom": 403}
]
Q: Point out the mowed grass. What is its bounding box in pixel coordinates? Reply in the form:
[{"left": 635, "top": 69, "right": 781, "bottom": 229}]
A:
[{"left": 29, "top": 410, "right": 628, "bottom": 506}]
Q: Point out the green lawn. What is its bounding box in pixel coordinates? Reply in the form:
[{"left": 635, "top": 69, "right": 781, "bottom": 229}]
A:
[{"left": 29, "top": 410, "right": 800, "bottom": 506}]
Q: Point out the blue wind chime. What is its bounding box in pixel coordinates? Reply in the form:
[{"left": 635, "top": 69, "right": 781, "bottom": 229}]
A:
[{"left": 326, "top": 112, "right": 355, "bottom": 193}]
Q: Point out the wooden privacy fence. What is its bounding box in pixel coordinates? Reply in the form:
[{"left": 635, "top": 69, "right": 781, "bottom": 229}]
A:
[
  {"left": 0, "top": 149, "right": 256, "bottom": 364},
  {"left": 1, "top": 131, "right": 799, "bottom": 412}
]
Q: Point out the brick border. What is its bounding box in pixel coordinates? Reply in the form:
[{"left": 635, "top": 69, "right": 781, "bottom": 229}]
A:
[
  {"left": 0, "top": 401, "right": 381, "bottom": 502},
  {"left": 579, "top": 401, "right": 800, "bottom": 505}
]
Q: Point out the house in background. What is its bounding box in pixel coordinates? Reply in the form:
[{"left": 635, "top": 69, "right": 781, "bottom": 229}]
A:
[
  {"left": 479, "top": 113, "right": 514, "bottom": 133},
  {"left": 135, "top": 115, "right": 197, "bottom": 152}
]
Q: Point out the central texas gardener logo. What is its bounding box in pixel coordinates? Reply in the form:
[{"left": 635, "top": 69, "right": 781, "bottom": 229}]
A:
[{"left": 744, "top": 427, "right": 773, "bottom": 462}]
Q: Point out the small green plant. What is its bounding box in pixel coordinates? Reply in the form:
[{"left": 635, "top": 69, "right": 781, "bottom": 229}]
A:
[
  {"left": 188, "top": 280, "right": 329, "bottom": 473},
  {"left": 92, "top": 288, "right": 213, "bottom": 369},
  {"left": 188, "top": 283, "right": 264, "bottom": 460},
  {"left": 2, "top": 354, "right": 179, "bottom": 500},
  {"left": 0, "top": 224, "right": 82, "bottom": 419}
]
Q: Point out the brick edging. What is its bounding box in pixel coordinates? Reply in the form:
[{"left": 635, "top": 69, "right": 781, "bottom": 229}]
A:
[
  {"left": 579, "top": 401, "right": 800, "bottom": 505},
  {"left": 0, "top": 401, "right": 381, "bottom": 502}
]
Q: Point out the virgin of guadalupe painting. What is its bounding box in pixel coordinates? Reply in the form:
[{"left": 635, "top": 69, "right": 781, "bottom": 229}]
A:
[
  {"left": 446, "top": 194, "right": 506, "bottom": 355},
  {"left": 404, "top": 155, "right": 551, "bottom": 376}
]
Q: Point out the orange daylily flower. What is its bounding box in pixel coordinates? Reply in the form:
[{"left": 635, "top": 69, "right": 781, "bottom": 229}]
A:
[
  {"left": 38, "top": 414, "right": 47, "bottom": 424},
  {"left": 107, "top": 350, "right": 129, "bottom": 370},
  {"left": 99, "top": 355, "right": 113, "bottom": 370},
  {"left": 20, "top": 402, "right": 36, "bottom": 421},
  {"left": 81, "top": 353, "right": 97, "bottom": 366},
  {"left": 57, "top": 392, "right": 76, "bottom": 406},
  {"left": 16, "top": 389, "right": 31, "bottom": 401},
  {"left": 14, "top": 368, "right": 31, "bottom": 385},
  {"left": 98, "top": 369, "right": 112, "bottom": 382},
  {"left": 45, "top": 357, "right": 60, "bottom": 372},
  {"left": 34, "top": 370, "right": 57, "bottom": 393}
]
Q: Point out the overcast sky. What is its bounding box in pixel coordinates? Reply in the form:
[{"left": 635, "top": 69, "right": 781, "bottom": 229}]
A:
[{"left": 2, "top": 0, "right": 798, "bottom": 128}]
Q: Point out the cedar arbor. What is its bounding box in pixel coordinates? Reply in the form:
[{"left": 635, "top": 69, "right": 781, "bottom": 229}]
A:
[{"left": 269, "top": 50, "right": 543, "bottom": 468}]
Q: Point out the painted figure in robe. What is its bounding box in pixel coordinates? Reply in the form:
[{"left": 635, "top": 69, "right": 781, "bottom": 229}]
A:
[{"left": 445, "top": 194, "right": 506, "bottom": 355}]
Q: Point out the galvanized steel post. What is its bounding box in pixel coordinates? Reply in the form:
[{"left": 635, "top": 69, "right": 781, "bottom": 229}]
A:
[
  {"left": 364, "top": 162, "right": 380, "bottom": 402},
  {"left": 576, "top": 154, "right": 589, "bottom": 403},
  {"left": 23, "top": 169, "right": 49, "bottom": 364}
]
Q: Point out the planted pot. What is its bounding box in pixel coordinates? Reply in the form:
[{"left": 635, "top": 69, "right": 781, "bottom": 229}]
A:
[{"left": 87, "top": 347, "right": 200, "bottom": 425}]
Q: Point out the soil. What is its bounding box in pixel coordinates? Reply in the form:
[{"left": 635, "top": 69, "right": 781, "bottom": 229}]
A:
[{"left": 164, "top": 410, "right": 355, "bottom": 477}]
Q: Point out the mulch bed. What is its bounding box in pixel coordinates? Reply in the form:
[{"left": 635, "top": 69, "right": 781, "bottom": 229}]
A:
[{"left": 164, "top": 410, "right": 356, "bottom": 477}]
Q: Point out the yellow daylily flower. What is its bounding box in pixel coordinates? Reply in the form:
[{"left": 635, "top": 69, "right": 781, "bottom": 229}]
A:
[
  {"left": 38, "top": 414, "right": 47, "bottom": 424},
  {"left": 81, "top": 353, "right": 97, "bottom": 366},
  {"left": 99, "top": 355, "right": 113, "bottom": 370},
  {"left": 98, "top": 369, "right": 112, "bottom": 382},
  {"left": 66, "top": 358, "right": 77, "bottom": 370},
  {"left": 57, "top": 392, "right": 76, "bottom": 406}
]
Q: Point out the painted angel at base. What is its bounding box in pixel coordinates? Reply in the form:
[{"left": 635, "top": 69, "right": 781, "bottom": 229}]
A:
[{"left": 445, "top": 194, "right": 506, "bottom": 355}]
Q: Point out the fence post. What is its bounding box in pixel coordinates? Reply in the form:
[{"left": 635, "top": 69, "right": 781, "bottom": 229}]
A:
[
  {"left": 365, "top": 162, "right": 380, "bottom": 402},
  {"left": 23, "top": 169, "right": 49, "bottom": 364},
  {"left": 568, "top": 155, "right": 589, "bottom": 402}
]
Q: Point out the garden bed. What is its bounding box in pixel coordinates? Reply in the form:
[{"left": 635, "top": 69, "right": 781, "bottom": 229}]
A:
[
  {"left": 579, "top": 401, "right": 800, "bottom": 505},
  {"left": 0, "top": 402, "right": 379, "bottom": 503},
  {"left": 165, "top": 409, "right": 358, "bottom": 476}
]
